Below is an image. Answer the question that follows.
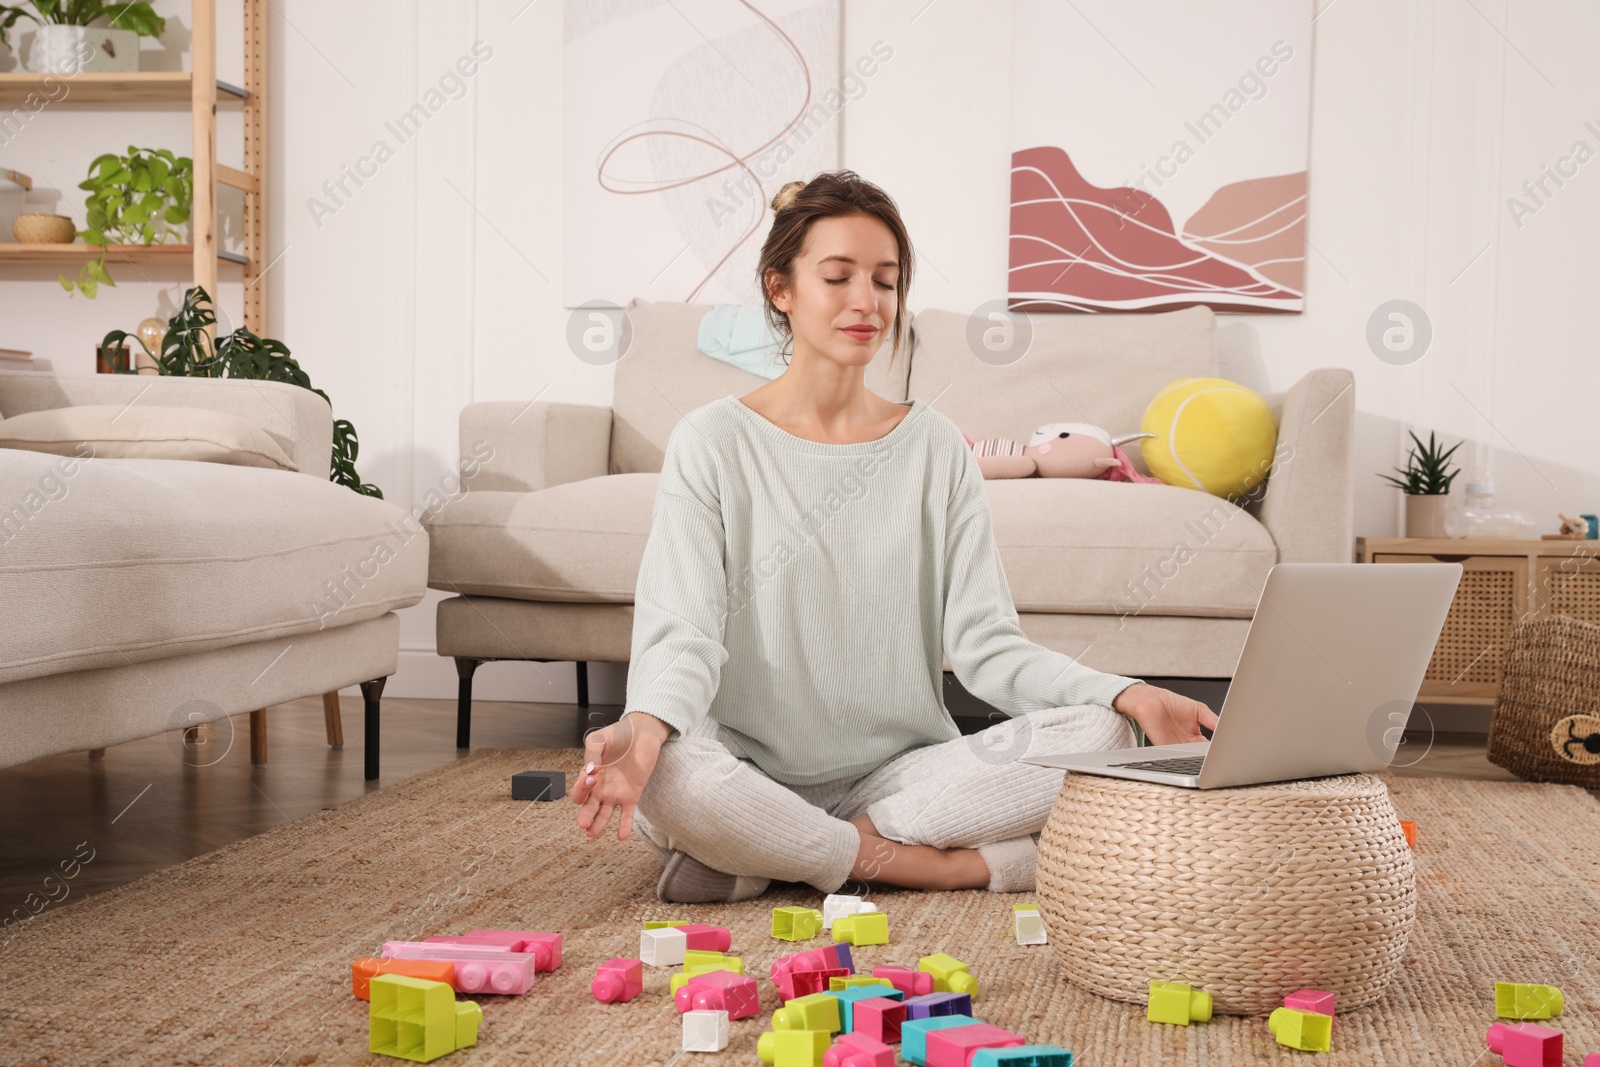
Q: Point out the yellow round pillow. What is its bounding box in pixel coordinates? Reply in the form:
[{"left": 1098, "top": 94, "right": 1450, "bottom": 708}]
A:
[{"left": 1140, "top": 378, "right": 1278, "bottom": 499}]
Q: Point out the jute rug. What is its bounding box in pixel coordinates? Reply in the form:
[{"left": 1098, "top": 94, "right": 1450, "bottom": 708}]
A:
[{"left": 2, "top": 749, "right": 1599, "bottom": 1066}]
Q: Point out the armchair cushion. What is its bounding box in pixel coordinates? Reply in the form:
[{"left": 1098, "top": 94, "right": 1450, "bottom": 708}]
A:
[{"left": 0, "top": 404, "right": 297, "bottom": 470}]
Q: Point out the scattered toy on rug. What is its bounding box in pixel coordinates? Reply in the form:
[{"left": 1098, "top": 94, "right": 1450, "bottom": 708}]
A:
[
  {"left": 1146, "top": 980, "right": 1212, "bottom": 1026},
  {"left": 1012, "top": 902, "right": 1048, "bottom": 946},
  {"left": 773, "top": 905, "right": 827, "bottom": 941},
  {"left": 1269, "top": 1006, "right": 1332, "bottom": 1052},
  {"left": 1486, "top": 1022, "right": 1563, "bottom": 1067},
  {"left": 1494, "top": 982, "right": 1563, "bottom": 1020},
  {"left": 368, "top": 974, "right": 481, "bottom": 1063},
  {"left": 510, "top": 770, "right": 566, "bottom": 801},
  {"left": 683, "top": 1008, "right": 731, "bottom": 1052},
  {"left": 591, "top": 957, "right": 643, "bottom": 1003},
  {"left": 1400, "top": 819, "right": 1418, "bottom": 847},
  {"left": 832, "top": 911, "right": 890, "bottom": 946}
]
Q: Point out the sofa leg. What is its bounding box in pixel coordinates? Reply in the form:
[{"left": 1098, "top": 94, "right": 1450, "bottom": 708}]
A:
[
  {"left": 87, "top": 748, "right": 106, "bottom": 761},
  {"left": 250, "top": 709, "right": 268, "bottom": 766},
  {"left": 360, "top": 677, "right": 387, "bottom": 781},
  {"left": 454, "top": 658, "right": 481, "bottom": 750},
  {"left": 576, "top": 661, "right": 589, "bottom": 709},
  {"left": 322, "top": 691, "right": 345, "bottom": 748}
]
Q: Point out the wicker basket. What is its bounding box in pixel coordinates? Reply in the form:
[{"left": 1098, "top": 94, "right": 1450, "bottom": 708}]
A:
[
  {"left": 1035, "top": 772, "right": 1415, "bottom": 1015},
  {"left": 1488, "top": 615, "right": 1600, "bottom": 786},
  {"left": 11, "top": 213, "right": 77, "bottom": 244}
]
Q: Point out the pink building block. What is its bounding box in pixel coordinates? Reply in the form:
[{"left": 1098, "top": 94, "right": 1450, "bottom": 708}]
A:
[
  {"left": 1487, "top": 1022, "right": 1563, "bottom": 1067},
  {"left": 592, "top": 957, "right": 644, "bottom": 1003},
  {"left": 851, "top": 996, "right": 908, "bottom": 1044},
  {"left": 676, "top": 923, "right": 732, "bottom": 952},
  {"left": 381, "top": 941, "right": 536, "bottom": 995},
  {"left": 925, "top": 1023, "right": 1027, "bottom": 1067},
  {"left": 675, "top": 969, "right": 762, "bottom": 1020},
  {"left": 823, "top": 1031, "right": 896, "bottom": 1067},
  {"left": 772, "top": 945, "right": 854, "bottom": 982},
  {"left": 1584, "top": 1054, "right": 1600, "bottom": 1067},
  {"left": 873, "top": 965, "right": 936, "bottom": 997},
  {"left": 1284, "top": 988, "right": 1336, "bottom": 1025},
  {"left": 465, "top": 928, "right": 563, "bottom": 971},
  {"left": 776, "top": 967, "right": 850, "bottom": 1003}
]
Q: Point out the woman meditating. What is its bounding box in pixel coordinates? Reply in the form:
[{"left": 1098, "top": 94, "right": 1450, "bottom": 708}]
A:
[{"left": 572, "top": 171, "right": 1217, "bottom": 904}]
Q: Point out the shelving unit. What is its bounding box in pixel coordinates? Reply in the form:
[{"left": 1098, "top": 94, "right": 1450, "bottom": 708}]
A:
[{"left": 0, "top": 0, "right": 267, "bottom": 330}]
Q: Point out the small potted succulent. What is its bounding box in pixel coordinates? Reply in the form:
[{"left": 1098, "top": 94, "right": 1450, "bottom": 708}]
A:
[
  {"left": 0, "top": 1, "right": 164, "bottom": 74},
  {"left": 1377, "top": 429, "right": 1461, "bottom": 538}
]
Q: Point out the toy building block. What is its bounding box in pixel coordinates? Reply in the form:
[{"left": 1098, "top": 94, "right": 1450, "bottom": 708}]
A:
[
  {"left": 1013, "top": 904, "right": 1048, "bottom": 946},
  {"left": 774, "top": 992, "right": 844, "bottom": 1033},
  {"left": 352, "top": 958, "right": 457, "bottom": 1001},
  {"left": 511, "top": 770, "right": 566, "bottom": 800},
  {"left": 1495, "top": 983, "right": 1565, "bottom": 1020},
  {"left": 1399, "top": 819, "right": 1417, "bottom": 847},
  {"left": 644, "top": 920, "right": 691, "bottom": 929},
  {"left": 1283, "top": 988, "right": 1335, "bottom": 1022},
  {"left": 901, "top": 1017, "right": 982, "bottom": 1067},
  {"left": 833, "top": 912, "right": 890, "bottom": 947},
  {"left": 683, "top": 1009, "right": 731, "bottom": 1053},
  {"left": 1146, "top": 980, "right": 1212, "bottom": 1025},
  {"left": 970, "top": 1045, "right": 1074, "bottom": 1067},
  {"left": 1486, "top": 1022, "right": 1563, "bottom": 1067},
  {"left": 822, "top": 893, "right": 879, "bottom": 928},
  {"left": 924, "top": 1023, "right": 1027, "bottom": 1067},
  {"left": 823, "top": 1030, "right": 896, "bottom": 1067},
  {"left": 1584, "top": 1054, "right": 1600, "bottom": 1067},
  {"left": 381, "top": 942, "right": 535, "bottom": 995},
  {"left": 903, "top": 992, "right": 975, "bottom": 1020},
  {"left": 774, "top": 906, "right": 827, "bottom": 941},
  {"left": 1268, "top": 1007, "right": 1332, "bottom": 1052},
  {"left": 850, "top": 996, "right": 909, "bottom": 1044},
  {"left": 641, "top": 926, "right": 688, "bottom": 967},
  {"left": 918, "top": 953, "right": 980, "bottom": 997},
  {"left": 773, "top": 945, "right": 854, "bottom": 982},
  {"left": 873, "top": 965, "right": 935, "bottom": 997},
  {"left": 675, "top": 969, "right": 762, "bottom": 1020},
  {"left": 369, "top": 974, "right": 482, "bottom": 1063},
  {"left": 670, "top": 958, "right": 747, "bottom": 994},
  {"left": 592, "top": 957, "right": 644, "bottom": 1003},
  {"left": 827, "top": 986, "right": 906, "bottom": 1033},
  {"left": 829, "top": 976, "right": 895, "bottom": 993},
  {"left": 679, "top": 923, "right": 733, "bottom": 952},
  {"left": 758, "top": 1028, "right": 833, "bottom": 1067},
  {"left": 435, "top": 929, "right": 562, "bottom": 971},
  {"left": 684, "top": 949, "right": 742, "bottom": 970},
  {"left": 777, "top": 967, "right": 851, "bottom": 1003}
]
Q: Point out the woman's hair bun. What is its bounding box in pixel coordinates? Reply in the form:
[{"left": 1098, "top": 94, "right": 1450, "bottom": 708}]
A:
[{"left": 771, "top": 180, "right": 806, "bottom": 214}]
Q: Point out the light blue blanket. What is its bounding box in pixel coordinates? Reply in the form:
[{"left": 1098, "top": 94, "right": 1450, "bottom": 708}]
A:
[{"left": 697, "top": 304, "right": 786, "bottom": 380}]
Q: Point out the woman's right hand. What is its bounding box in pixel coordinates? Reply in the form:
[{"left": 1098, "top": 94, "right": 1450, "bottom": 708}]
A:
[{"left": 573, "top": 712, "right": 672, "bottom": 841}]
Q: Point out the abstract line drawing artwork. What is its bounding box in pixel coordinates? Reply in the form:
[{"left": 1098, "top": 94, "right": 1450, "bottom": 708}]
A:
[
  {"left": 1009, "top": 0, "right": 1312, "bottom": 313},
  {"left": 564, "top": 0, "right": 843, "bottom": 308}
]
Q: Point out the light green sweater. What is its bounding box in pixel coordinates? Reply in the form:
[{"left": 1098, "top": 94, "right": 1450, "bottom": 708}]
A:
[{"left": 622, "top": 394, "right": 1144, "bottom": 785}]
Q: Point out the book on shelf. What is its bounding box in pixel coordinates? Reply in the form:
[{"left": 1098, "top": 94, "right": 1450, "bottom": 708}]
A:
[{"left": 0, "top": 347, "right": 35, "bottom": 361}]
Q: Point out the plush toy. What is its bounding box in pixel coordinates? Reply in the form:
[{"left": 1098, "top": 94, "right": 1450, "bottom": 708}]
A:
[
  {"left": 1140, "top": 377, "right": 1278, "bottom": 499},
  {"left": 962, "top": 422, "right": 1164, "bottom": 482}
]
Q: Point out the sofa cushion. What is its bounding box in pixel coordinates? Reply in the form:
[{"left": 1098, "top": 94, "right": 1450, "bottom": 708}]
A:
[
  {"left": 428, "top": 470, "right": 1273, "bottom": 619},
  {"left": 0, "top": 450, "right": 428, "bottom": 686},
  {"left": 907, "top": 305, "right": 1217, "bottom": 476},
  {"left": 425, "top": 474, "right": 656, "bottom": 601},
  {"left": 0, "top": 403, "right": 298, "bottom": 470},
  {"left": 609, "top": 298, "right": 913, "bottom": 475}
]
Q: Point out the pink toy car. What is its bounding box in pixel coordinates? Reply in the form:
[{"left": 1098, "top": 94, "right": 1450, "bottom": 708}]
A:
[
  {"left": 381, "top": 941, "right": 535, "bottom": 995},
  {"left": 823, "top": 1031, "right": 896, "bottom": 1067},
  {"left": 873, "top": 965, "right": 936, "bottom": 997},
  {"left": 675, "top": 969, "right": 761, "bottom": 1020},
  {"left": 592, "top": 957, "right": 643, "bottom": 1003}
]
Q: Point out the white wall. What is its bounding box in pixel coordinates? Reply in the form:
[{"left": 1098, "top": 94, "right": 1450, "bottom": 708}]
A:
[{"left": 2, "top": 0, "right": 1596, "bottom": 701}]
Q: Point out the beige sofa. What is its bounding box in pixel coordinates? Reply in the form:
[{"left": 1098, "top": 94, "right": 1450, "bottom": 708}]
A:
[
  {"left": 0, "top": 372, "right": 429, "bottom": 779},
  {"left": 425, "top": 299, "right": 1354, "bottom": 746}
]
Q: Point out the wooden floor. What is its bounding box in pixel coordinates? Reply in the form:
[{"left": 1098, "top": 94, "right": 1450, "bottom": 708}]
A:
[{"left": 0, "top": 693, "right": 1531, "bottom": 903}]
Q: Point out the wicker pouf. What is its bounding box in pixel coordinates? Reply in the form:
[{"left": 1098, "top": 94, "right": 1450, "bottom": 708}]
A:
[{"left": 1035, "top": 772, "right": 1415, "bottom": 1015}]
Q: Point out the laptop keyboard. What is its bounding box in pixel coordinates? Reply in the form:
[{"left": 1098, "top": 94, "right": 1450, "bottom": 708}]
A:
[{"left": 1107, "top": 756, "right": 1206, "bottom": 776}]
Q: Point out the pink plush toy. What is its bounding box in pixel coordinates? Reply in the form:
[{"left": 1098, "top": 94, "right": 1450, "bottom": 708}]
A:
[{"left": 963, "top": 422, "right": 1163, "bottom": 483}]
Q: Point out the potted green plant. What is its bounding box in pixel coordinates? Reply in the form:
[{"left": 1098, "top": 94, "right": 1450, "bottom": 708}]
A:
[
  {"left": 61, "top": 145, "right": 192, "bottom": 298},
  {"left": 1377, "top": 429, "right": 1461, "bottom": 538},
  {"left": 0, "top": 1, "right": 164, "bottom": 73},
  {"left": 100, "top": 286, "right": 383, "bottom": 497}
]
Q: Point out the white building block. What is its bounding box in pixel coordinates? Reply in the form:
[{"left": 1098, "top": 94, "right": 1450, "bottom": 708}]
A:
[
  {"left": 683, "top": 1009, "right": 730, "bottom": 1052},
  {"left": 822, "top": 894, "right": 879, "bottom": 928},
  {"left": 1014, "top": 906, "right": 1048, "bottom": 946},
  {"left": 641, "top": 926, "right": 688, "bottom": 966}
]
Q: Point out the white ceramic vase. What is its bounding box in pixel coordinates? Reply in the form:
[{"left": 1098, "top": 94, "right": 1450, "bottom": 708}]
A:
[{"left": 25, "top": 25, "right": 87, "bottom": 74}]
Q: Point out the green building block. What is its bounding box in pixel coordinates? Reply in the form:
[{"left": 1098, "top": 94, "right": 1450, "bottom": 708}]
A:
[
  {"left": 829, "top": 975, "right": 895, "bottom": 992},
  {"left": 643, "top": 919, "right": 690, "bottom": 929},
  {"left": 772, "top": 906, "right": 825, "bottom": 941},
  {"left": 1146, "top": 980, "right": 1212, "bottom": 1025},
  {"left": 1268, "top": 1007, "right": 1332, "bottom": 1051},
  {"left": 670, "top": 958, "right": 745, "bottom": 994},
  {"left": 369, "top": 974, "right": 482, "bottom": 1063},
  {"left": 684, "top": 949, "right": 742, "bottom": 970},
  {"left": 832, "top": 911, "right": 890, "bottom": 946},
  {"left": 918, "top": 952, "right": 980, "bottom": 997},
  {"left": 772, "top": 992, "right": 843, "bottom": 1033},
  {"left": 757, "top": 1027, "right": 831, "bottom": 1066},
  {"left": 1494, "top": 982, "right": 1564, "bottom": 1020}
]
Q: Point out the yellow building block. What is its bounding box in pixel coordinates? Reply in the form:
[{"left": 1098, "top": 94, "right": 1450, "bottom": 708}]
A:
[
  {"left": 832, "top": 912, "right": 890, "bottom": 946},
  {"left": 684, "top": 949, "right": 742, "bottom": 970},
  {"left": 772, "top": 992, "right": 843, "bottom": 1033},
  {"left": 1147, "top": 980, "right": 1213, "bottom": 1026},
  {"left": 1494, "top": 982, "right": 1564, "bottom": 1020},
  {"left": 757, "top": 1028, "right": 831, "bottom": 1067},
  {"left": 828, "top": 975, "right": 894, "bottom": 992},
  {"left": 1268, "top": 1007, "right": 1332, "bottom": 1051},
  {"left": 669, "top": 959, "right": 746, "bottom": 994},
  {"left": 369, "top": 974, "right": 482, "bottom": 1063},
  {"left": 643, "top": 920, "right": 690, "bottom": 929},
  {"left": 918, "top": 952, "right": 979, "bottom": 997},
  {"left": 772, "top": 906, "right": 825, "bottom": 941}
]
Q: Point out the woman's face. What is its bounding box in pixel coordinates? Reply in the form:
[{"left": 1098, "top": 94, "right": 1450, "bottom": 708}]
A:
[{"left": 769, "top": 213, "right": 900, "bottom": 369}]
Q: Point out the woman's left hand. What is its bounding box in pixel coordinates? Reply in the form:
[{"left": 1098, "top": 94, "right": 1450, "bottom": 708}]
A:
[{"left": 1112, "top": 683, "right": 1219, "bottom": 746}]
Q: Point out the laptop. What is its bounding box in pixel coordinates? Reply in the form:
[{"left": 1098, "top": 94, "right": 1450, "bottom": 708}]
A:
[{"left": 1019, "top": 562, "right": 1463, "bottom": 788}]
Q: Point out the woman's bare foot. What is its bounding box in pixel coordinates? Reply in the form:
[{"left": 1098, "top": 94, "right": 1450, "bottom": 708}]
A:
[{"left": 846, "top": 813, "right": 990, "bottom": 890}]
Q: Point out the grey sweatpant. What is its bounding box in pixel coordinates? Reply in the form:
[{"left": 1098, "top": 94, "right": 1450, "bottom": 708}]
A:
[{"left": 632, "top": 703, "right": 1135, "bottom": 894}]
